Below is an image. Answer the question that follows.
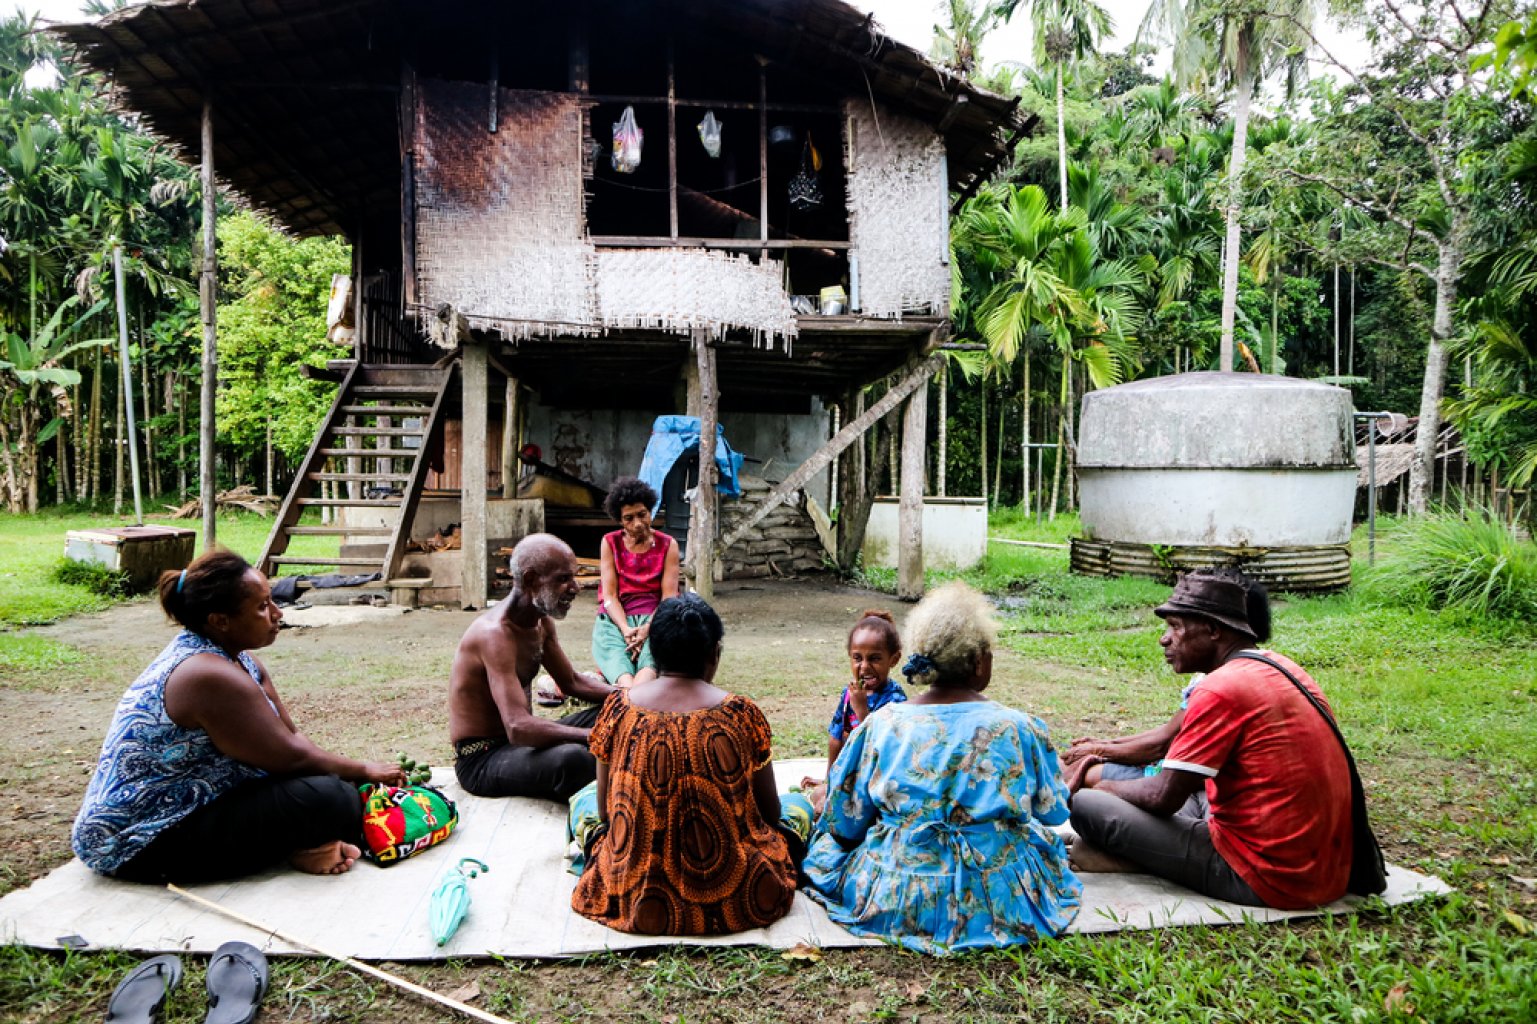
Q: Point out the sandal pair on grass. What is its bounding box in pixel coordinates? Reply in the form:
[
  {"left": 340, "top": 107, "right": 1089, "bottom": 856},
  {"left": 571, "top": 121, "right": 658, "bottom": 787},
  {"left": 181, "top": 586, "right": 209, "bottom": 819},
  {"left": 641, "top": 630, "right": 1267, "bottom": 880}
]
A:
[{"left": 105, "top": 942, "right": 268, "bottom": 1024}]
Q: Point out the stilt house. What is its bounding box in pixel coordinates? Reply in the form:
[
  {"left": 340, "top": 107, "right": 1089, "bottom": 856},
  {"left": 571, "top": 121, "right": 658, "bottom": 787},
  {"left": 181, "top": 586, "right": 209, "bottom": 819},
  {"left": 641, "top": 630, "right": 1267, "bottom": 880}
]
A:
[{"left": 57, "top": 0, "right": 1031, "bottom": 607}]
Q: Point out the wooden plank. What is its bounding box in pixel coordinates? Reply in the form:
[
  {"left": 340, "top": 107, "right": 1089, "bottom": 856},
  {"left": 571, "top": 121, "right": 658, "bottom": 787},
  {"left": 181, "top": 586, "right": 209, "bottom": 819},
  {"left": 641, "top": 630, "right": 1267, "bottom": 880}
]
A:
[
  {"left": 295, "top": 498, "right": 402, "bottom": 508},
  {"left": 268, "top": 556, "right": 383, "bottom": 567},
  {"left": 285, "top": 526, "right": 392, "bottom": 536},
  {"left": 460, "top": 344, "right": 489, "bottom": 610},
  {"left": 306, "top": 473, "right": 412, "bottom": 483},
  {"left": 759, "top": 69, "right": 768, "bottom": 251},
  {"left": 328, "top": 426, "right": 425, "bottom": 437},
  {"left": 667, "top": 37, "right": 678, "bottom": 240},
  {"left": 586, "top": 94, "right": 838, "bottom": 114},
  {"left": 717, "top": 355, "right": 942, "bottom": 553},
  {"left": 318, "top": 447, "right": 417, "bottom": 457},
  {"left": 591, "top": 237, "right": 850, "bottom": 250},
  {"left": 501, "top": 375, "right": 520, "bottom": 499},
  {"left": 691, "top": 332, "right": 718, "bottom": 601},
  {"left": 898, "top": 378, "right": 929, "bottom": 601},
  {"left": 339, "top": 405, "right": 430, "bottom": 416}
]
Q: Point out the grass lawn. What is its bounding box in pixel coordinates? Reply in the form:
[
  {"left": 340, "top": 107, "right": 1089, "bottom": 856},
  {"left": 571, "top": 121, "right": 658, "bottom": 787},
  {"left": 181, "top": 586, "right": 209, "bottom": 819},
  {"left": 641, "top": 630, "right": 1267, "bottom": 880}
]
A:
[{"left": 1, "top": 507, "right": 1535, "bottom": 1022}]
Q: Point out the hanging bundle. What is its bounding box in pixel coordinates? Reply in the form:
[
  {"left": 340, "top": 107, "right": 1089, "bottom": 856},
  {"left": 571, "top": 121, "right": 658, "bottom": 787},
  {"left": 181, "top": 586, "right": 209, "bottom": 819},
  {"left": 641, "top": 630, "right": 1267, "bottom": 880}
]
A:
[
  {"left": 698, "top": 111, "right": 722, "bottom": 158},
  {"left": 429, "top": 857, "right": 490, "bottom": 947},
  {"left": 612, "top": 105, "right": 643, "bottom": 174},
  {"left": 787, "top": 133, "right": 823, "bottom": 211}
]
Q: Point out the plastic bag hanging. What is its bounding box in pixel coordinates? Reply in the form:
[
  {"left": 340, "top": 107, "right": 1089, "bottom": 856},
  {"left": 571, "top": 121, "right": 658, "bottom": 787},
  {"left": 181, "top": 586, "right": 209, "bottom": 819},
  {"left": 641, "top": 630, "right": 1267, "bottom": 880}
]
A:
[
  {"left": 787, "top": 134, "right": 823, "bottom": 211},
  {"left": 612, "top": 106, "right": 643, "bottom": 174},
  {"left": 697, "top": 111, "right": 722, "bottom": 158},
  {"left": 429, "top": 857, "right": 489, "bottom": 947}
]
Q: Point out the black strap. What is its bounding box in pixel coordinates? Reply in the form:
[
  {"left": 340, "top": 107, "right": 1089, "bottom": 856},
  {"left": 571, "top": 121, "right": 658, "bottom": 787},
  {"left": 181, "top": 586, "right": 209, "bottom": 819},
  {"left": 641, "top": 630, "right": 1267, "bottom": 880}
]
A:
[{"left": 1230, "top": 651, "right": 1351, "bottom": 756}]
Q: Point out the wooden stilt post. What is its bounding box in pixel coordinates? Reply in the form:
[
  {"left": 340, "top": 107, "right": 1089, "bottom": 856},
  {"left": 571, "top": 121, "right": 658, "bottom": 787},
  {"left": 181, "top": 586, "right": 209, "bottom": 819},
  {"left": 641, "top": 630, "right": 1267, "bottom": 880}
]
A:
[
  {"left": 691, "top": 331, "right": 718, "bottom": 600},
  {"left": 501, "top": 376, "right": 520, "bottom": 498},
  {"left": 199, "top": 95, "right": 219, "bottom": 549},
  {"left": 898, "top": 376, "right": 929, "bottom": 601},
  {"left": 461, "top": 343, "right": 489, "bottom": 609}
]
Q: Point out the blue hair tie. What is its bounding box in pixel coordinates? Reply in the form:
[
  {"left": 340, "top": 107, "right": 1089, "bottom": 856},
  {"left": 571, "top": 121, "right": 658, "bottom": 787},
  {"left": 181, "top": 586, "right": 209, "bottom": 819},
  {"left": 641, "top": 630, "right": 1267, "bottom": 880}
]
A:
[
  {"left": 176, "top": 569, "right": 187, "bottom": 593},
  {"left": 902, "top": 653, "right": 935, "bottom": 680}
]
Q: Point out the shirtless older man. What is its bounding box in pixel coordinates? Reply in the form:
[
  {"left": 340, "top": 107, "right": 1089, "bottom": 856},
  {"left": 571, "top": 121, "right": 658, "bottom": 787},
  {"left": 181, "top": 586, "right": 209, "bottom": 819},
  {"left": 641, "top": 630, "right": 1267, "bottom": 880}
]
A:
[{"left": 449, "top": 534, "right": 614, "bottom": 802}]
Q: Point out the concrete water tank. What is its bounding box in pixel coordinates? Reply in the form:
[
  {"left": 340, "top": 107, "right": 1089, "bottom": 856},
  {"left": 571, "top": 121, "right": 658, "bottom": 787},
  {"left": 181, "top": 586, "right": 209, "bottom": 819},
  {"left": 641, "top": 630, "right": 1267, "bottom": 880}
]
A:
[{"left": 1070, "top": 372, "right": 1357, "bottom": 592}]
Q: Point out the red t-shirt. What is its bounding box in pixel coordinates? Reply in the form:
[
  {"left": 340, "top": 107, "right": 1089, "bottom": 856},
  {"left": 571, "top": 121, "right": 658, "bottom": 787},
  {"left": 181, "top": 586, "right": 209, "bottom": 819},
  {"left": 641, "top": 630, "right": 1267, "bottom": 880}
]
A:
[{"left": 1162, "top": 653, "right": 1352, "bottom": 909}]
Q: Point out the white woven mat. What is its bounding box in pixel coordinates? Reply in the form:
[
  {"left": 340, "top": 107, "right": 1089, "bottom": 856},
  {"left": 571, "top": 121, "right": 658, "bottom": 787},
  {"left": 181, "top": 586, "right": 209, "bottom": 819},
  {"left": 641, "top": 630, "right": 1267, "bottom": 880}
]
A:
[{"left": 0, "top": 760, "right": 1449, "bottom": 960}]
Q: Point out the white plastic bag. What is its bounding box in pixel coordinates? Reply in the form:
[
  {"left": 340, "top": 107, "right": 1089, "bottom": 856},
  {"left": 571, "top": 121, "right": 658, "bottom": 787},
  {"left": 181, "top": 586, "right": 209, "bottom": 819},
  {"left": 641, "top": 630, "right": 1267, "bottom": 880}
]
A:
[
  {"left": 697, "top": 111, "right": 722, "bottom": 158},
  {"left": 612, "top": 106, "right": 643, "bottom": 174}
]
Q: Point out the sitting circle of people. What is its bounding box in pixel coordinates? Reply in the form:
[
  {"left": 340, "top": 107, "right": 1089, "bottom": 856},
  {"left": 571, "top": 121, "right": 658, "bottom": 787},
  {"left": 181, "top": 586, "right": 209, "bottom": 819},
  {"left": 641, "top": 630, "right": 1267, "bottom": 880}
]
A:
[{"left": 74, "top": 510, "right": 1360, "bottom": 951}]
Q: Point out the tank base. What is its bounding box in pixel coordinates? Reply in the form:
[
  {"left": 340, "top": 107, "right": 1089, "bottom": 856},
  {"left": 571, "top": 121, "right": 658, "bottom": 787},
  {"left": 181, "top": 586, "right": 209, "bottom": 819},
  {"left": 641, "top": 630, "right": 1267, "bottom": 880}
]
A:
[{"left": 1069, "top": 538, "right": 1352, "bottom": 594}]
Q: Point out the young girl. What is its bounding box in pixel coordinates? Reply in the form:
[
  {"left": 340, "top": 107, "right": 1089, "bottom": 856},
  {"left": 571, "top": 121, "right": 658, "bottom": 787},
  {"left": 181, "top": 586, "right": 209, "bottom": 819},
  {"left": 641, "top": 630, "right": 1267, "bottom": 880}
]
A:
[{"left": 803, "top": 610, "right": 907, "bottom": 810}]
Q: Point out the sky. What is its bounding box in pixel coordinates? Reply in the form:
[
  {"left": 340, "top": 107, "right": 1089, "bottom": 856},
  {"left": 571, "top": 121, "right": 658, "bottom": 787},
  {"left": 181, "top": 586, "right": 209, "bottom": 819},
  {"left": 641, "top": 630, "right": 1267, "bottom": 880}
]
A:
[{"left": 13, "top": 0, "right": 1372, "bottom": 86}]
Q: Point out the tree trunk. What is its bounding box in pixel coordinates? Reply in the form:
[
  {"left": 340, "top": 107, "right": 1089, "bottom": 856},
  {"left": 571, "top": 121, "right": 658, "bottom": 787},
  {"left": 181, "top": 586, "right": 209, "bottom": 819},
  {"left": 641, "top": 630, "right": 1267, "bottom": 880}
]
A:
[
  {"left": 1218, "top": 41, "right": 1254, "bottom": 373},
  {"left": 835, "top": 403, "right": 896, "bottom": 571},
  {"left": 991, "top": 390, "right": 1005, "bottom": 505},
  {"left": 1021, "top": 351, "right": 1030, "bottom": 510},
  {"left": 936, "top": 366, "right": 947, "bottom": 497},
  {"left": 1268, "top": 268, "right": 1280, "bottom": 374},
  {"left": 1409, "top": 237, "right": 1462, "bottom": 514},
  {"left": 89, "top": 345, "right": 103, "bottom": 503},
  {"left": 0, "top": 413, "right": 20, "bottom": 513},
  {"left": 1056, "top": 65, "right": 1070, "bottom": 212},
  {"left": 113, "top": 357, "right": 126, "bottom": 515},
  {"left": 1049, "top": 356, "right": 1069, "bottom": 520},
  {"left": 140, "top": 310, "right": 156, "bottom": 498},
  {"left": 177, "top": 371, "right": 188, "bottom": 497},
  {"left": 979, "top": 380, "right": 989, "bottom": 507},
  {"left": 21, "top": 401, "right": 39, "bottom": 513}
]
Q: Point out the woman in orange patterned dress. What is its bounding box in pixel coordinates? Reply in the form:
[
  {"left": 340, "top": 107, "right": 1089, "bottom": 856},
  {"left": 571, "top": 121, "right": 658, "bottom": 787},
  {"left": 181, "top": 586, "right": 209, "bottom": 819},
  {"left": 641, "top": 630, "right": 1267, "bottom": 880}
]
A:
[{"left": 569, "top": 594, "right": 811, "bottom": 935}]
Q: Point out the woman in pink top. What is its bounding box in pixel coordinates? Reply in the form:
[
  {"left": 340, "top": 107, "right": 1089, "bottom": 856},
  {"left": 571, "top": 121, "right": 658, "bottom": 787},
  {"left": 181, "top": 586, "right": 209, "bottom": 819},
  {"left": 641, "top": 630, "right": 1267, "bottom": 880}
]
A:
[{"left": 591, "top": 477, "right": 681, "bottom": 687}]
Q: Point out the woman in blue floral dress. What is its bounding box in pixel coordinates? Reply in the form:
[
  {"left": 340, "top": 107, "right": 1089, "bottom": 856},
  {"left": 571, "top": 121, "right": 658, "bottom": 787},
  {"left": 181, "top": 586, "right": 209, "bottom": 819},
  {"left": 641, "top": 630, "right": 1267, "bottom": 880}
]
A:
[{"left": 803, "top": 582, "right": 1082, "bottom": 953}]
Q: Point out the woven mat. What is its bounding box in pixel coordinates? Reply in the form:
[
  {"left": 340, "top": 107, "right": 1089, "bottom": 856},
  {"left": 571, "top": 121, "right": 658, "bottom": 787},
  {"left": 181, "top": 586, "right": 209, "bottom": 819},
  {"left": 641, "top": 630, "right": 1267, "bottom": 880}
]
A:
[{"left": 0, "top": 760, "right": 1449, "bottom": 960}]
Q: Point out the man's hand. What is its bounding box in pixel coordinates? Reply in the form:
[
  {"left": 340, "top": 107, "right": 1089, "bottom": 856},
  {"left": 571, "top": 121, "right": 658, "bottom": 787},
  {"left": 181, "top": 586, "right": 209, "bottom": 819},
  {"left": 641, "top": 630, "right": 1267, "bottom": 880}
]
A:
[
  {"left": 1062, "top": 752, "right": 1100, "bottom": 794},
  {"left": 1062, "top": 738, "right": 1106, "bottom": 766}
]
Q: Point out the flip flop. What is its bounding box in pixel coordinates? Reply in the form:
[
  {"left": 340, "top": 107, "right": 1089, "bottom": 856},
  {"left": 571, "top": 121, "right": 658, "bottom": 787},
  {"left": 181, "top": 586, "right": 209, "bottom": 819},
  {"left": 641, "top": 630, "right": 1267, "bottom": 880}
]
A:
[
  {"left": 105, "top": 954, "right": 182, "bottom": 1023},
  {"left": 202, "top": 942, "right": 268, "bottom": 1024}
]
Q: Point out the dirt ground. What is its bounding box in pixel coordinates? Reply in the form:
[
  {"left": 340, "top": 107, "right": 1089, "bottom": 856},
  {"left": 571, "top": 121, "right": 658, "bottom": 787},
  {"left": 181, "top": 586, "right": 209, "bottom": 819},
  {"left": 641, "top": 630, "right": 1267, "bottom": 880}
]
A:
[{"left": 0, "top": 577, "right": 1107, "bottom": 898}]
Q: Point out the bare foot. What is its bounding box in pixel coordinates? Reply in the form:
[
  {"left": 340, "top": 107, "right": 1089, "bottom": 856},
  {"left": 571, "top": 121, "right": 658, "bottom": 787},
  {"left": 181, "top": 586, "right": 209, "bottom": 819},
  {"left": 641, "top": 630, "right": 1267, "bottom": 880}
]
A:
[
  {"left": 1065, "top": 834, "right": 1137, "bottom": 874},
  {"left": 289, "top": 841, "right": 361, "bottom": 875}
]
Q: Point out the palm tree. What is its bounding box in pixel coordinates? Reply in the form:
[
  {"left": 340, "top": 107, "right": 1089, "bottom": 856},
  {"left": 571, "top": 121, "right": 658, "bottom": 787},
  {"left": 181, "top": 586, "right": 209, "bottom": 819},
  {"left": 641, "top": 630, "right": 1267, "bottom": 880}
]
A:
[
  {"left": 1139, "top": 0, "right": 1315, "bottom": 372},
  {"left": 932, "top": 0, "right": 996, "bottom": 80},
  {"left": 998, "top": 0, "right": 1112, "bottom": 212}
]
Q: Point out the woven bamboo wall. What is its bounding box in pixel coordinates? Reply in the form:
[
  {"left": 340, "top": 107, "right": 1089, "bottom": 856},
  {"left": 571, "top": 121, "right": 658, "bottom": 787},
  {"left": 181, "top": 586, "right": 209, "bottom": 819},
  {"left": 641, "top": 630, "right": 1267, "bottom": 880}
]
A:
[
  {"left": 414, "top": 81, "right": 596, "bottom": 339},
  {"left": 594, "top": 249, "right": 797, "bottom": 345},
  {"left": 844, "top": 100, "right": 950, "bottom": 318}
]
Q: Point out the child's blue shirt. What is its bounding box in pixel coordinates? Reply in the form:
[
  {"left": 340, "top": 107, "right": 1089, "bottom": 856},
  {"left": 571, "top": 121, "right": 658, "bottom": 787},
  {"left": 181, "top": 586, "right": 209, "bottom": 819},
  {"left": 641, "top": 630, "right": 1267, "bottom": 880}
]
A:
[{"left": 828, "top": 678, "right": 908, "bottom": 742}]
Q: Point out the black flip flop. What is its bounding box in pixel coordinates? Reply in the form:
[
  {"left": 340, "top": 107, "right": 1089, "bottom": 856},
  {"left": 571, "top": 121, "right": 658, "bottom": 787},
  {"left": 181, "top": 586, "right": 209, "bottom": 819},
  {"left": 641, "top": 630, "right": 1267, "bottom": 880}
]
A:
[
  {"left": 105, "top": 954, "right": 182, "bottom": 1023},
  {"left": 202, "top": 942, "right": 268, "bottom": 1024}
]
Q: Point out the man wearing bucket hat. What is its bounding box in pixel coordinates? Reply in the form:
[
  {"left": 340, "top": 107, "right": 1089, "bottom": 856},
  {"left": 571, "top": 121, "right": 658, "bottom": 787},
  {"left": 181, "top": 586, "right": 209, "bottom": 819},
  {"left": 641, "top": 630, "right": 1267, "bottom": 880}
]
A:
[{"left": 1067, "top": 569, "right": 1353, "bottom": 909}]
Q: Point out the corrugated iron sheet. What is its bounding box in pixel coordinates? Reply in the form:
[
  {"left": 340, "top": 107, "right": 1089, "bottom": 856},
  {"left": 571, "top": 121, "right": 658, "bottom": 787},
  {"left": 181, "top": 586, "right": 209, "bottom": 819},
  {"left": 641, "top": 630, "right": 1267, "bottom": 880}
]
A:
[{"left": 1069, "top": 539, "right": 1352, "bottom": 594}]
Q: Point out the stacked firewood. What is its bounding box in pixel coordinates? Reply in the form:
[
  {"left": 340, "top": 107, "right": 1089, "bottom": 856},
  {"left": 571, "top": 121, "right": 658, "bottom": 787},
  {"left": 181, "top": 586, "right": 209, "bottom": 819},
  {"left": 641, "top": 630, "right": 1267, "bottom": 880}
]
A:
[{"left": 165, "top": 485, "right": 278, "bottom": 518}]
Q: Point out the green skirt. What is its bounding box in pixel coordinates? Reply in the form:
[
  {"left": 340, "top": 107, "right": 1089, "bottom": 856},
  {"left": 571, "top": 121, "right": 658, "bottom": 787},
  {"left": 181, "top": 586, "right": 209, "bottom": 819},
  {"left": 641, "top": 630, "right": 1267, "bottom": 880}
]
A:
[{"left": 591, "top": 612, "right": 656, "bottom": 684}]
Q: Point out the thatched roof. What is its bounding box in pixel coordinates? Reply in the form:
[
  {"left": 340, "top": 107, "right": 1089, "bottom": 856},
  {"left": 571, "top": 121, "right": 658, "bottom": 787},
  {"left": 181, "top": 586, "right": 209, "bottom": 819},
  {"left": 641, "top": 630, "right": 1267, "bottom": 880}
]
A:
[{"left": 52, "top": 0, "right": 1033, "bottom": 241}]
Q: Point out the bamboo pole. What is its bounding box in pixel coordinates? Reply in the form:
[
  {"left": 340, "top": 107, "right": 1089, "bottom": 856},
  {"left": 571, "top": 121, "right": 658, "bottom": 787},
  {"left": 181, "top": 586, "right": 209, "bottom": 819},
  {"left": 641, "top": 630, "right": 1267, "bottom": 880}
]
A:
[
  {"left": 897, "top": 378, "right": 928, "bottom": 601},
  {"left": 691, "top": 331, "right": 719, "bottom": 600},
  {"left": 164, "top": 886, "right": 517, "bottom": 1024},
  {"left": 114, "top": 245, "right": 144, "bottom": 524},
  {"left": 200, "top": 96, "right": 219, "bottom": 548}
]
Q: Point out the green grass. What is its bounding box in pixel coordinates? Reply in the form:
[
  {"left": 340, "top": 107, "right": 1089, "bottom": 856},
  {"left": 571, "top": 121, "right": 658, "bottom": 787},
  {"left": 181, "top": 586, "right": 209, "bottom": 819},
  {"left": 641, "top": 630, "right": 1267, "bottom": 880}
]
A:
[
  {"left": 1364, "top": 509, "right": 1537, "bottom": 621},
  {"left": 3, "top": 507, "right": 1536, "bottom": 1022}
]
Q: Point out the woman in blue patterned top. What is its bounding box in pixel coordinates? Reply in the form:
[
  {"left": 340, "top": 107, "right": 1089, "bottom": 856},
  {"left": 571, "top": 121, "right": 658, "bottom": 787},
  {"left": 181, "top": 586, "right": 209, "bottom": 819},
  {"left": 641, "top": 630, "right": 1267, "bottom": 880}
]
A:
[
  {"left": 803, "top": 582, "right": 1082, "bottom": 954},
  {"left": 71, "top": 550, "right": 405, "bottom": 883}
]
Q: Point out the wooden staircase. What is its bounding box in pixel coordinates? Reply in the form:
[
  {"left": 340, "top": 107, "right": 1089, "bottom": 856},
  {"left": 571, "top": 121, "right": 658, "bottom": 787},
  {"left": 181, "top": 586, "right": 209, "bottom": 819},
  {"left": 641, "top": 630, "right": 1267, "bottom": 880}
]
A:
[{"left": 258, "top": 362, "right": 455, "bottom": 591}]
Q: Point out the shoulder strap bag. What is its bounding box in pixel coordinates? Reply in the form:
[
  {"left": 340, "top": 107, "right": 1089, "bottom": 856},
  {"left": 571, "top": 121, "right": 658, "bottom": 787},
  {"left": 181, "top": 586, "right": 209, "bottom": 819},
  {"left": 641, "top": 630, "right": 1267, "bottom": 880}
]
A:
[{"left": 1231, "top": 651, "right": 1389, "bottom": 897}]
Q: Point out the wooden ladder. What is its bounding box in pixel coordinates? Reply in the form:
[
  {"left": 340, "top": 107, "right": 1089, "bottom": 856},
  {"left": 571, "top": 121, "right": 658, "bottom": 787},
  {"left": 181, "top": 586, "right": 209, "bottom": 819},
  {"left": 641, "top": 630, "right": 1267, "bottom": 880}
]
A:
[{"left": 257, "top": 362, "right": 456, "bottom": 590}]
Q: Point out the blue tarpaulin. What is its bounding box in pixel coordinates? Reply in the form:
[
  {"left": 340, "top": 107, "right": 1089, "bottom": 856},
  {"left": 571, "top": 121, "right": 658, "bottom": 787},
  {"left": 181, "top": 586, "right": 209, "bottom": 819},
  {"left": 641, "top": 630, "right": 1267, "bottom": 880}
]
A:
[{"left": 636, "top": 415, "right": 744, "bottom": 512}]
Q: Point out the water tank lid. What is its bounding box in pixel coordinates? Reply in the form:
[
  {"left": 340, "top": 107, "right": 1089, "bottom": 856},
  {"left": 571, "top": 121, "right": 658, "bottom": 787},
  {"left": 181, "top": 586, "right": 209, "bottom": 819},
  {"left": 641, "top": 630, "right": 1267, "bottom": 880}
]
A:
[{"left": 1077, "top": 372, "right": 1357, "bottom": 469}]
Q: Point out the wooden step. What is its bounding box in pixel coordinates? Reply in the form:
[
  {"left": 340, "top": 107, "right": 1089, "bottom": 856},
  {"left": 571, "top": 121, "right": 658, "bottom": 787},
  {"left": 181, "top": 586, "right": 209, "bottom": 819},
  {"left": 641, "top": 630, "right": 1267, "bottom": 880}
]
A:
[
  {"left": 317, "top": 447, "right": 420, "bottom": 457},
  {"left": 329, "top": 426, "right": 426, "bottom": 437},
  {"left": 268, "top": 556, "right": 385, "bottom": 567},
  {"left": 295, "top": 498, "right": 403, "bottom": 508},
  {"left": 341, "top": 405, "right": 429, "bottom": 417},
  {"left": 284, "top": 526, "right": 393, "bottom": 536},
  {"left": 353, "top": 385, "right": 440, "bottom": 397},
  {"left": 306, "top": 472, "right": 413, "bottom": 482}
]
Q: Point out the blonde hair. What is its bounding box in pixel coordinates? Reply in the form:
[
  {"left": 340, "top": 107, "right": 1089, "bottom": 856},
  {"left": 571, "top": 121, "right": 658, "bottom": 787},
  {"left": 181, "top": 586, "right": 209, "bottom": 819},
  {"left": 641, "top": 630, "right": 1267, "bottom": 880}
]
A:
[{"left": 901, "top": 581, "right": 997, "bottom": 687}]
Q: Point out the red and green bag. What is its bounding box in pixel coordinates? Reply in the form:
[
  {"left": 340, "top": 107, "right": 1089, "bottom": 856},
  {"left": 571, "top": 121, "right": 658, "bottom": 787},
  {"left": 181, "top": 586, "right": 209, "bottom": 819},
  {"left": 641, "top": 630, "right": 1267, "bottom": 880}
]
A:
[{"left": 357, "top": 783, "right": 459, "bottom": 865}]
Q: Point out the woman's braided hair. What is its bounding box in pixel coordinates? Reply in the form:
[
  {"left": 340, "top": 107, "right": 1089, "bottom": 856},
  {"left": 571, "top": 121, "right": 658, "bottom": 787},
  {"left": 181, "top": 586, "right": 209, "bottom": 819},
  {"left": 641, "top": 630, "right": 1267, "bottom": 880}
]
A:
[{"left": 900, "top": 581, "right": 997, "bottom": 688}]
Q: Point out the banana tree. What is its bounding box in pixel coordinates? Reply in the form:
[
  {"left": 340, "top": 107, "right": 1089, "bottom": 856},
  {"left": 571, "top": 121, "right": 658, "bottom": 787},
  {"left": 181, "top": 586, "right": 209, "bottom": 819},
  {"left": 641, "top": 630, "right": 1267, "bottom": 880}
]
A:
[{"left": 0, "top": 296, "right": 109, "bottom": 511}]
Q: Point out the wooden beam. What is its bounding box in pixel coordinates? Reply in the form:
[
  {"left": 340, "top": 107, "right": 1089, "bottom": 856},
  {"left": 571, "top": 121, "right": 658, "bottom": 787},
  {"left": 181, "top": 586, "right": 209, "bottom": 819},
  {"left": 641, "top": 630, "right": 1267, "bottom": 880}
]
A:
[
  {"left": 668, "top": 37, "right": 678, "bottom": 240},
  {"left": 592, "top": 237, "right": 850, "bottom": 250},
  {"left": 461, "top": 343, "right": 489, "bottom": 609},
  {"left": 717, "top": 355, "right": 942, "bottom": 553},
  {"left": 898, "top": 377, "right": 929, "bottom": 600},
  {"left": 691, "top": 331, "right": 719, "bottom": 600},
  {"left": 759, "top": 68, "right": 769, "bottom": 252},
  {"left": 199, "top": 94, "right": 218, "bottom": 550},
  {"left": 501, "top": 375, "right": 520, "bottom": 499}
]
